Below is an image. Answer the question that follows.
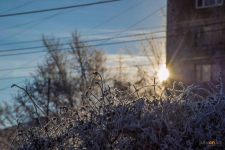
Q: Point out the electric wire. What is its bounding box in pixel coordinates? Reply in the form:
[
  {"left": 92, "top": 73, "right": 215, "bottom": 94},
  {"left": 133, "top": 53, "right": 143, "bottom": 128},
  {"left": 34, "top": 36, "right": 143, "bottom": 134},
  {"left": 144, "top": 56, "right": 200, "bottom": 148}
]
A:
[
  {"left": 0, "top": 54, "right": 164, "bottom": 72},
  {"left": 0, "top": 27, "right": 224, "bottom": 57},
  {"left": 1, "top": 18, "right": 224, "bottom": 46},
  {"left": 0, "top": 54, "right": 46, "bottom": 78},
  {"left": 0, "top": 25, "right": 222, "bottom": 90},
  {"left": 0, "top": 0, "right": 37, "bottom": 14},
  {"left": 0, "top": 63, "right": 162, "bottom": 81},
  {"left": 0, "top": 0, "right": 116, "bottom": 85},
  {"left": 0, "top": 0, "right": 82, "bottom": 33},
  {"left": 1, "top": 5, "right": 225, "bottom": 46},
  {"left": 0, "top": 62, "right": 162, "bottom": 93},
  {"left": 0, "top": 0, "right": 82, "bottom": 80},
  {"left": 0, "top": 30, "right": 166, "bottom": 53},
  {"left": 0, "top": 26, "right": 165, "bottom": 46},
  {"left": 0, "top": 80, "right": 25, "bottom": 91},
  {"left": 0, "top": 38, "right": 163, "bottom": 57},
  {"left": 1, "top": 3, "right": 224, "bottom": 93},
  {"left": 0, "top": 0, "right": 83, "bottom": 42},
  {"left": 99, "top": 5, "right": 166, "bottom": 45},
  {"left": 1, "top": 15, "right": 225, "bottom": 46},
  {"left": 0, "top": 2, "right": 161, "bottom": 46},
  {"left": 84, "top": 0, "right": 148, "bottom": 34},
  {"left": 0, "top": 0, "right": 152, "bottom": 45},
  {"left": 0, "top": 21, "right": 222, "bottom": 84},
  {"left": 0, "top": 0, "right": 120, "bottom": 18},
  {"left": 0, "top": 66, "right": 38, "bottom": 72}
]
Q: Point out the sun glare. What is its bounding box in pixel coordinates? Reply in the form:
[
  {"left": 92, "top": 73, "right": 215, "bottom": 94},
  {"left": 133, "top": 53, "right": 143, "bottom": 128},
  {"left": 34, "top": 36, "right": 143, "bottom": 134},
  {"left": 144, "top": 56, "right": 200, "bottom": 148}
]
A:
[{"left": 158, "top": 64, "right": 169, "bottom": 82}]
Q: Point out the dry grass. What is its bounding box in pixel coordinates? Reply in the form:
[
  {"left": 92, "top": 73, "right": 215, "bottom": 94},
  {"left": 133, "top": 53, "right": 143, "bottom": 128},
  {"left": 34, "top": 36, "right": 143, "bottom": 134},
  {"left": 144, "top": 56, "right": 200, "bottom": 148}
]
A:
[{"left": 9, "top": 72, "right": 225, "bottom": 150}]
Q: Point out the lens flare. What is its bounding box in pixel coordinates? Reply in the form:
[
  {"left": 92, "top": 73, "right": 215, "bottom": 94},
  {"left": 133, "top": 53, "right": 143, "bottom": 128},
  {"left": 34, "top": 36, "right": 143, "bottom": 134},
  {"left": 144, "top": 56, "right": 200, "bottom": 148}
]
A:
[{"left": 158, "top": 64, "right": 169, "bottom": 82}]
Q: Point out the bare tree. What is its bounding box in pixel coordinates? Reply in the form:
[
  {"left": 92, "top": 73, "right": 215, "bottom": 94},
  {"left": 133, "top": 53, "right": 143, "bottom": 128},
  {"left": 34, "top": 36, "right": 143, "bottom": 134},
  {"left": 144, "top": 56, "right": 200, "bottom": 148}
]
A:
[
  {"left": 6, "top": 31, "right": 106, "bottom": 124},
  {"left": 122, "top": 33, "right": 166, "bottom": 98},
  {"left": 69, "top": 31, "right": 106, "bottom": 99}
]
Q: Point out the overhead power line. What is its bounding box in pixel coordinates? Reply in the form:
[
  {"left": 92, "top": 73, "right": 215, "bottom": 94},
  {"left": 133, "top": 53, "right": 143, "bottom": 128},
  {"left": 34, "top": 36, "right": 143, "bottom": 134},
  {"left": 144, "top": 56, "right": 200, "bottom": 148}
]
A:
[
  {"left": 0, "top": 0, "right": 86, "bottom": 80},
  {"left": 0, "top": 28, "right": 222, "bottom": 57},
  {"left": 99, "top": 5, "right": 166, "bottom": 45},
  {"left": 0, "top": 54, "right": 164, "bottom": 72},
  {"left": 0, "top": 36, "right": 166, "bottom": 57},
  {"left": 0, "top": 66, "right": 37, "bottom": 72},
  {"left": 0, "top": 0, "right": 119, "bottom": 18},
  {"left": 84, "top": 0, "right": 148, "bottom": 34},
  {"left": 0, "top": 22, "right": 218, "bottom": 53},
  {"left": 0, "top": 26, "right": 224, "bottom": 57},
  {"left": 0, "top": 3, "right": 162, "bottom": 45},
  {"left": 0, "top": 0, "right": 82, "bottom": 32},
  {"left": 0, "top": 80, "right": 25, "bottom": 92},
  {"left": 0, "top": 0, "right": 37, "bottom": 14},
  {"left": 0, "top": 0, "right": 83, "bottom": 43},
  {"left": 0, "top": 30, "right": 166, "bottom": 53},
  {"left": 0, "top": 26, "right": 165, "bottom": 46},
  {"left": 0, "top": 54, "right": 46, "bottom": 78},
  {"left": 0, "top": 62, "right": 154, "bottom": 92},
  {"left": 0, "top": 63, "right": 163, "bottom": 81},
  {"left": 1, "top": 18, "right": 225, "bottom": 46},
  {"left": 0, "top": 0, "right": 105, "bottom": 81}
]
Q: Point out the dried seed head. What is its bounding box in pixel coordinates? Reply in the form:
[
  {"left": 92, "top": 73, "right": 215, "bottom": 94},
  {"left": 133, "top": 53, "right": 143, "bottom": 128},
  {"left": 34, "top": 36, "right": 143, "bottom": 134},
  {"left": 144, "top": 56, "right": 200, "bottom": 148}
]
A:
[
  {"left": 80, "top": 107, "right": 86, "bottom": 111},
  {"left": 74, "top": 111, "right": 78, "bottom": 115},
  {"left": 11, "top": 84, "right": 17, "bottom": 88},
  {"left": 61, "top": 117, "right": 65, "bottom": 122},
  {"left": 52, "top": 117, "right": 57, "bottom": 121},
  {"left": 178, "top": 81, "right": 183, "bottom": 86},
  {"left": 63, "top": 107, "right": 69, "bottom": 112}
]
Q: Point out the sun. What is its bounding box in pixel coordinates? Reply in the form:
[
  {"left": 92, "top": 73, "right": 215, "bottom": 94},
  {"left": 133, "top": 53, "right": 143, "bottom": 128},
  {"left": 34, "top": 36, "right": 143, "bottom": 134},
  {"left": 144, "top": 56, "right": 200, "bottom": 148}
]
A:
[{"left": 158, "top": 64, "right": 169, "bottom": 82}]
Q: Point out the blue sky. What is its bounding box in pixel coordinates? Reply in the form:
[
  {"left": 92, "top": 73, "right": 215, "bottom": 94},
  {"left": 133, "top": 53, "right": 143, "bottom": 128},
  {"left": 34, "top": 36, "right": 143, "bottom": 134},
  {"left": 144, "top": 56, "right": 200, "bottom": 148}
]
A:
[{"left": 0, "top": 0, "right": 166, "bottom": 103}]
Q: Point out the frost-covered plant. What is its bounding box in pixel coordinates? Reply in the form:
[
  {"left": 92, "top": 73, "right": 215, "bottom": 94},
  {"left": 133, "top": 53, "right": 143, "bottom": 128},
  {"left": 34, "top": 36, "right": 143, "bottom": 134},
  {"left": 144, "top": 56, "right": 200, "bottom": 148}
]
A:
[{"left": 9, "top": 72, "right": 225, "bottom": 150}]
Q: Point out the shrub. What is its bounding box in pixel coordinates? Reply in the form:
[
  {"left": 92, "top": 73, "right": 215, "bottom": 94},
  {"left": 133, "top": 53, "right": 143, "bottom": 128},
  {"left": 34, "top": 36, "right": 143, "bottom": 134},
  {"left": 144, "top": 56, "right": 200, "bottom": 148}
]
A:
[{"left": 9, "top": 72, "right": 225, "bottom": 150}]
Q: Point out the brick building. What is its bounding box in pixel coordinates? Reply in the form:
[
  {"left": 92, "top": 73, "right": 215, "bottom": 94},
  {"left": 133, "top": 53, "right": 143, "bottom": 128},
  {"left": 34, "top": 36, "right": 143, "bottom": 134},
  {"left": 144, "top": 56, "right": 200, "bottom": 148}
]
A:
[{"left": 166, "top": 0, "right": 225, "bottom": 88}]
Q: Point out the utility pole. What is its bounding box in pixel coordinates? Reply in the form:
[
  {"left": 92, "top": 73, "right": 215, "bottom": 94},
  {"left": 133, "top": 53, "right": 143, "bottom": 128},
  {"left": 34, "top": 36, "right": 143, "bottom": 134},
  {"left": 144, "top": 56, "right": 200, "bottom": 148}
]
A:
[
  {"left": 47, "top": 78, "right": 51, "bottom": 116},
  {"left": 153, "top": 77, "right": 156, "bottom": 101}
]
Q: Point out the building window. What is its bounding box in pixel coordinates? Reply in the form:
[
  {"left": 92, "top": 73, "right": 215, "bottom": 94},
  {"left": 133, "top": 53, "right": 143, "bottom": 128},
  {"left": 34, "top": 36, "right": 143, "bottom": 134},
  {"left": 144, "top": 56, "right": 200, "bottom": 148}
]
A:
[
  {"left": 194, "top": 26, "right": 211, "bottom": 46},
  {"left": 196, "top": 64, "right": 212, "bottom": 83},
  {"left": 196, "top": 0, "right": 223, "bottom": 8},
  {"left": 195, "top": 25, "right": 222, "bottom": 46}
]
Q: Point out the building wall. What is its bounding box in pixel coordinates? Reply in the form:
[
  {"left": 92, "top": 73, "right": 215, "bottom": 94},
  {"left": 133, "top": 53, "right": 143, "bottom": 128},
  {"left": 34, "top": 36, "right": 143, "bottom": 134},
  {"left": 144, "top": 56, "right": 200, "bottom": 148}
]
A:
[{"left": 166, "top": 0, "right": 225, "bottom": 89}]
